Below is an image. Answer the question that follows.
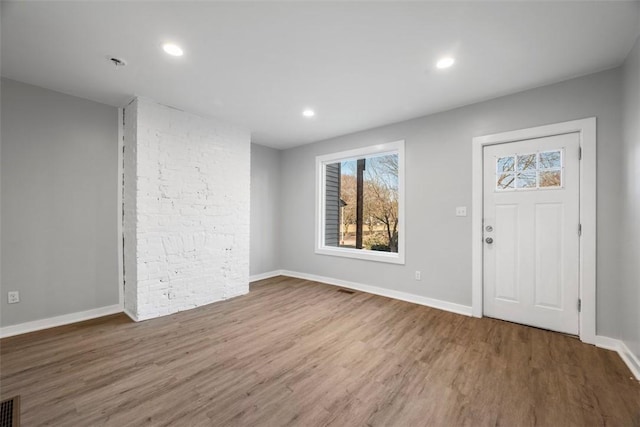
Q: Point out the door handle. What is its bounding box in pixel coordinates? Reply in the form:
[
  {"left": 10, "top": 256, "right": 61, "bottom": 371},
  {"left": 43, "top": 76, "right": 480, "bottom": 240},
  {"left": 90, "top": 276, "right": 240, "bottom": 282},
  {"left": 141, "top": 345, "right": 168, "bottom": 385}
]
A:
[{"left": 485, "top": 237, "right": 494, "bottom": 244}]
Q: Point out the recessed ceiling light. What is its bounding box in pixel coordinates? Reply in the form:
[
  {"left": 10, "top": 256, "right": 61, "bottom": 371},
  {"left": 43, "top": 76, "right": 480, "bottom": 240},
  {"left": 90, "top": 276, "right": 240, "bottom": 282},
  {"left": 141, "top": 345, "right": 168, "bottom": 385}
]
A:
[
  {"left": 302, "top": 109, "right": 315, "bottom": 118},
  {"left": 436, "top": 57, "right": 455, "bottom": 69},
  {"left": 163, "top": 43, "right": 184, "bottom": 57}
]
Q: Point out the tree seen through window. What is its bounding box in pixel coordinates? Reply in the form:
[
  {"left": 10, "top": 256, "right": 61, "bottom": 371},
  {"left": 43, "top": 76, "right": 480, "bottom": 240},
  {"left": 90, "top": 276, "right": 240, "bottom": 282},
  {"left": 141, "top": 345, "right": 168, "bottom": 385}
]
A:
[{"left": 325, "top": 153, "right": 399, "bottom": 252}]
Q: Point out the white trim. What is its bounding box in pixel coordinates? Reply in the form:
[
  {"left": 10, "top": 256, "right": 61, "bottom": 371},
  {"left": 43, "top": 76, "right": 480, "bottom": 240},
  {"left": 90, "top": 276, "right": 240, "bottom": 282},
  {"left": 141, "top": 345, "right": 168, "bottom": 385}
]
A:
[
  {"left": 314, "top": 246, "right": 404, "bottom": 264},
  {"left": 595, "top": 336, "right": 640, "bottom": 381},
  {"left": 315, "top": 140, "right": 406, "bottom": 265},
  {"left": 471, "top": 118, "right": 597, "bottom": 344},
  {"left": 249, "top": 270, "right": 284, "bottom": 282},
  {"left": 281, "top": 270, "right": 472, "bottom": 317},
  {"left": 123, "top": 307, "right": 139, "bottom": 322},
  {"left": 0, "top": 304, "right": 123, "bottom": 338},
  {"left": 618, "top": 341, "right": 640, "bottom": 381},
  {"left": 594, "top": 335, "right": 621, "bottom": 351},
  {"left": 117, "top": 107, "right": 125, "bottom": 310}
]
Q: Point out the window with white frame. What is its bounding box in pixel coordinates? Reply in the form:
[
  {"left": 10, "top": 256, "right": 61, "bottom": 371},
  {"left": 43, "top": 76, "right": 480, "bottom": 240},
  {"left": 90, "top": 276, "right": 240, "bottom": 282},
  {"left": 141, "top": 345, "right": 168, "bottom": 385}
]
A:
[{"left": 315, "top": 141, "right": 405, "bottom": 264}]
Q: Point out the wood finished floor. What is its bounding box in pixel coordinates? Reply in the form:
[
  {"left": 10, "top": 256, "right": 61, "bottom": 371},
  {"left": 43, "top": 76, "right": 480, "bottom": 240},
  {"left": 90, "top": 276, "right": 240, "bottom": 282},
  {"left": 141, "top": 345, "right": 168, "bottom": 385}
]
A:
[{"left": 1, "top": 276, "right": 638, "bottom": 426}]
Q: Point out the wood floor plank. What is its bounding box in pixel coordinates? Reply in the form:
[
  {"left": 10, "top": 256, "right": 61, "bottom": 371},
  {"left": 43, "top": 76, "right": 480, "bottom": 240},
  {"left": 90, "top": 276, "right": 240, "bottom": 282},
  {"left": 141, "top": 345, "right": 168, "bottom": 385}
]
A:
[{"left": 1, "top": 276, "right": 638, "bottom": 426}]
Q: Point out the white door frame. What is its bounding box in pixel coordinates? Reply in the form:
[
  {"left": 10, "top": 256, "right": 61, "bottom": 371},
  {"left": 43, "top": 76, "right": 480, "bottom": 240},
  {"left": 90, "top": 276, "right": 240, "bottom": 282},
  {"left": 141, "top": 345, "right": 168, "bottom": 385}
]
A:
[{"left": 471, "top": 118, "right": 596, "bottom": 344}]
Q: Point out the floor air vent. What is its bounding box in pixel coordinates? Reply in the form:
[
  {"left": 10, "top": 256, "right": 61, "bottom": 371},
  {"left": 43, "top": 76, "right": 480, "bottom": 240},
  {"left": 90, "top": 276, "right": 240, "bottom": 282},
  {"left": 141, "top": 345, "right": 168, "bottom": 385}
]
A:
[
  {"left": 0, "top": 396, "right": 19, "bottom": 427},
  {"left": 337, "top": 289, "right": 355, "bottom": 294}
]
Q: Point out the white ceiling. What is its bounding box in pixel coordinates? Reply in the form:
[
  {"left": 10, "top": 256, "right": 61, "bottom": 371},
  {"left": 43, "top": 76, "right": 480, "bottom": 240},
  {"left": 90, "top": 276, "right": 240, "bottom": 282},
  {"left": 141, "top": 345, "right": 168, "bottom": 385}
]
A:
[{"left": 2, "top": 1, "right": 639, "bottom": 149}]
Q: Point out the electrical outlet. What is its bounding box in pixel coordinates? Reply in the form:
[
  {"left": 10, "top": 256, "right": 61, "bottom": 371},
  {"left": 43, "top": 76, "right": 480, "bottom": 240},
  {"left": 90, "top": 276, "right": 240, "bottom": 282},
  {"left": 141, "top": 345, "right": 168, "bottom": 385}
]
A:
[
  {"left": 7, "top": 291, "right": 20, "bottom": 304},
  {"left": 456, "top": 206, "right": 467, "bottom": 217},
  {"left": 415, "top": 271, "right": 421, "bottom": 281}
]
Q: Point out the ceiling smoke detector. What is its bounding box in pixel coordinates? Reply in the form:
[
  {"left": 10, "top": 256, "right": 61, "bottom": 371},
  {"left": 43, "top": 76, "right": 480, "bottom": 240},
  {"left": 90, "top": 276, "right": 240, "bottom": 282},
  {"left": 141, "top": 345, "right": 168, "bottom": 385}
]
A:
[{"left": 109, "top": 57, "right": 127, "bottom": 68}]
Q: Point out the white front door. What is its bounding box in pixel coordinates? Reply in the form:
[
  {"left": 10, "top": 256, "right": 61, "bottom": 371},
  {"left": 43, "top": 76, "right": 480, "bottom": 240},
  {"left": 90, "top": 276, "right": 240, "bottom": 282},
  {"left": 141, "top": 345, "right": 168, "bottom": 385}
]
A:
[{"left": 483, "top": 132, "right": 580, "bottom": 335}]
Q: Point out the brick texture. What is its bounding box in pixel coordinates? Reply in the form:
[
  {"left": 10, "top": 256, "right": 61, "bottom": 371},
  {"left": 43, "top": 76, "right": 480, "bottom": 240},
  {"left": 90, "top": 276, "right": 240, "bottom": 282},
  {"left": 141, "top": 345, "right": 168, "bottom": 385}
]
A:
[{"left": 124, "top": 98, "right": 250, "bottom": 320}]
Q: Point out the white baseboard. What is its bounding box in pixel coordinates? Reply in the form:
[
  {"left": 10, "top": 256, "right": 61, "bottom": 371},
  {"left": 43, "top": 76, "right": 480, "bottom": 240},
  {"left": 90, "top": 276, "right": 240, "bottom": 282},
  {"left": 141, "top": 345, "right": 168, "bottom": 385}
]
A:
[
  {"left": 595, "top": 335, "right": 640, "bottom": 380},
  {"left": 0, "top": 304, "right": 123, "bottom": 338},
  {"left": 594, "top": 335, "right": 619, "bottom": 351},
  {"left": 618, "top": 340, "right": 640, "bottom": 380},
  {"left": 123, "top": 307, "right": 139, "bottom": 322},
  {"left": 249, "top": 270, "right": 284, "bottom": 283},
  {"left": 280, "top": 270, "right": 473, "bottom": 317}
]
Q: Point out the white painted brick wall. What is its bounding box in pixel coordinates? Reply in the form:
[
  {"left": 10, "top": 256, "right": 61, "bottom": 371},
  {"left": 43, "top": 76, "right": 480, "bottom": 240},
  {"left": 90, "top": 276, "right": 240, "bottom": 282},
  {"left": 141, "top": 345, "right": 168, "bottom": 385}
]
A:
[{"left": 124, "top": 97, "right": 250, "bottom": 321}]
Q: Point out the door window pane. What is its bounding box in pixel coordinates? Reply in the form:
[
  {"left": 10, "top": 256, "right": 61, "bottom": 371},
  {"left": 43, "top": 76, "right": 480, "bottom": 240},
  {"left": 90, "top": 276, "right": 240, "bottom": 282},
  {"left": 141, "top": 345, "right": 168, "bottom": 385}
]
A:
[
  {"left": 539, "top": 170, "right": 562, "bottom": 188},
  {"left": 516, "top": 172, "right": 536, "bottom": 188},
  {"left": 497, "top": 156, "right": 515, "bottom": 172},
  {"left": 517, "top": 154, "right": 536, "bottom": 171},
  {"left": 496, "top": 149, "right": 563, "bottom": 191},
  {"left": 539, "top": 151, "right": 561, "bottom": 169},
  {"left": 497, "top": 173, "right": 515, "bottom": 190}
]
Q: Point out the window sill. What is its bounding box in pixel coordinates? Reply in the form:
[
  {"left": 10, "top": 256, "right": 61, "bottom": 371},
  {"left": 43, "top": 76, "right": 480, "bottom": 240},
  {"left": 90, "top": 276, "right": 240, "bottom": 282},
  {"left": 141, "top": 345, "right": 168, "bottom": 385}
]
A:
[{"left": 315, "top": 246, "right": 405, "bottom": 265}]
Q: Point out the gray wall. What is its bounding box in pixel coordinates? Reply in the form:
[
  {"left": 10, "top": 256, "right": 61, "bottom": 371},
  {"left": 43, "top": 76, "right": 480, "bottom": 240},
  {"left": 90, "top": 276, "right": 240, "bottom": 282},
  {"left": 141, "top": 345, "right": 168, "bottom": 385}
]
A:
[
  {"left": 280, "top": 68, "right": 623, "bottom": 337},
  {"left": 250, "top": 143, "right": 281, "bottom": 277},
  {"left": 1, "top": 78, "right": 119, "bottom": 326},
  {"left": 621, "top": 35, "right": 640, "bottom": 362}
]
